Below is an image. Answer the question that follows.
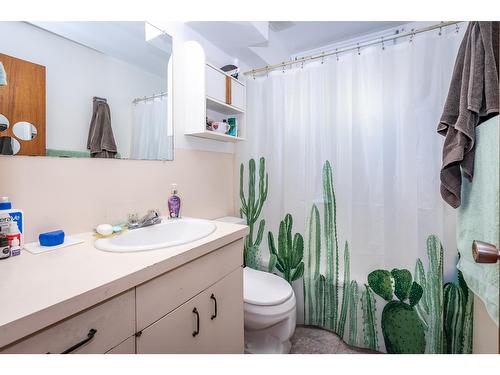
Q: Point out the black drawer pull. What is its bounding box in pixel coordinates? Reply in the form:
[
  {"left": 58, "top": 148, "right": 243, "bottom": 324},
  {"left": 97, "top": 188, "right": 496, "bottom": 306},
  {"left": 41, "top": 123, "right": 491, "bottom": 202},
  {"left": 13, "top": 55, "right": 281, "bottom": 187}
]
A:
[
  {"left": 192, "top": 308, "right": 200, "bottom": 337},
  {"left": 61, "top": 329, "right": 97, "bottom": 354},
  {"left": 210, "top": 294, "right": 218, "bottom": 320}
]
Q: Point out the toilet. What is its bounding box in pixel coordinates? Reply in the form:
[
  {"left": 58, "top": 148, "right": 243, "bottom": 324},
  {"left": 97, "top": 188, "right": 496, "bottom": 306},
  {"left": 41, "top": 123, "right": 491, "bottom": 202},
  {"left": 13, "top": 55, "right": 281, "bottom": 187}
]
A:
[
  {"left": 243, "top": 267, "right": 296, "bottom": 354},
  {"left": 215, "top": 217, "right": 296, "bottom": 354}
]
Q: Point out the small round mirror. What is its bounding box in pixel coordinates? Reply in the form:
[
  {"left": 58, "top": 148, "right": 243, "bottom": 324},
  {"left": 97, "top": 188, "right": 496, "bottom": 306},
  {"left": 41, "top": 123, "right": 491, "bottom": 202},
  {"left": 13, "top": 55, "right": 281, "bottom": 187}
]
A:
[
  {"left": 0, "top": 136, "right": 21, "bottom": 155},
  {"left": 0, "top": 114, "right": 9, "bottom": 132},
  {"left": 13, "top": 121, "right": 37, "bottom": 141}
]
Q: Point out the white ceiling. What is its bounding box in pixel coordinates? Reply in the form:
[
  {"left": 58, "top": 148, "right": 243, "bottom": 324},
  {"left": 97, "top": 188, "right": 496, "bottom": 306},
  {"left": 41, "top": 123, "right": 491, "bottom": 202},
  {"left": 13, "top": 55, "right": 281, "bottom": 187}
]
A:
[
  {"left": 186, "top": 21, "right": 409, "bottom": 69},
  {"left": 30, "top": 21, "right": 172, "bottom": 77}
]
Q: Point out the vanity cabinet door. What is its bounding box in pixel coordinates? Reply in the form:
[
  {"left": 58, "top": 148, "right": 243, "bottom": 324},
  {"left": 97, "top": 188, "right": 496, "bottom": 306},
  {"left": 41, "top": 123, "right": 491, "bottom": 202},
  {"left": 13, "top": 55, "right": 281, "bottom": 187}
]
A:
[
  {"left": 0, "top": 290, "right": 135, "bottom": 354},
  {"left": 136, "top": 267, "right": 243, "bottom": 354},
  {"left": 136, "top": 239, "right": 243, "bottom": 331},
  {"left": 106, "top": 336, "right": 135, "bottom": 354},
  {"left": 203, "top": 266, "right": 244, "bottom": 353}
]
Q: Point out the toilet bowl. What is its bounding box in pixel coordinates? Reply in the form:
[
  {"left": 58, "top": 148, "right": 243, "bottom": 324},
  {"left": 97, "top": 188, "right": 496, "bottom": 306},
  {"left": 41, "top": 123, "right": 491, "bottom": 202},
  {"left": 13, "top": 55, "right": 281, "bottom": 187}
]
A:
[{"left": 243, "top": 267, "right": 296, "bottom": 354}]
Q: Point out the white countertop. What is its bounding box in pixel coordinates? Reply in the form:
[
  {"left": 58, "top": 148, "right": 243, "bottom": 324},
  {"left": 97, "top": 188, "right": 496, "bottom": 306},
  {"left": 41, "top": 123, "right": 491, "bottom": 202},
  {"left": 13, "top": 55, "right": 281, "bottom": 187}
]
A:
[{"left": 0, "top": 219, "right": 248, "bottom": 348}]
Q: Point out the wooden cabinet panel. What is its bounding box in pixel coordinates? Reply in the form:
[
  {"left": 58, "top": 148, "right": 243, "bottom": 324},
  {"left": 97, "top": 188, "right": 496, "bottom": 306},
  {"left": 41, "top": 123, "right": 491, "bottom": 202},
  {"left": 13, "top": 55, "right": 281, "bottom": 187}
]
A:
[
  {"left": 137, "top": 267, "right": 243, "bottom": 354},
  {"left": 0, "top": 290, "right": 135, "bottom": 354},
  {"left": 0, "top": 53, "right": 46, "bottom": 156},
  {"left": 136, "top": 239, "right": 243, "bottom": 331}
]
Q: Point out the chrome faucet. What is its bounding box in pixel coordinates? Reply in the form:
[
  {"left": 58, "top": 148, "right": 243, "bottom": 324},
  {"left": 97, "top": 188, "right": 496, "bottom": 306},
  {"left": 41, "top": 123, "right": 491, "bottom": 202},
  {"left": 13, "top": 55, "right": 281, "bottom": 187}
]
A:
[{"left": 127, "top": 209, "right": 162, "bottom": 230}]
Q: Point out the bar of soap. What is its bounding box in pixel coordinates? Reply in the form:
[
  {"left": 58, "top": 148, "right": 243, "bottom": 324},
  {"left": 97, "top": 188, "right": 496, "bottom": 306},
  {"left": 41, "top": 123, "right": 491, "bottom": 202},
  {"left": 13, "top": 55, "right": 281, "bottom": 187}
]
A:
[{"left": 39, "top": 230, "right": 65, "bottom": 247}]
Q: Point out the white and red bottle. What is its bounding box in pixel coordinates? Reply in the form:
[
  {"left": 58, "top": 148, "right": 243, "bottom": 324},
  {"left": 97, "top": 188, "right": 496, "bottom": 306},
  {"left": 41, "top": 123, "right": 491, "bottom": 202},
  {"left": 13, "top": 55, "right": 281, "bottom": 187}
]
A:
[{"left": 0, "top": 197, "right": 24, "bottom": 256}]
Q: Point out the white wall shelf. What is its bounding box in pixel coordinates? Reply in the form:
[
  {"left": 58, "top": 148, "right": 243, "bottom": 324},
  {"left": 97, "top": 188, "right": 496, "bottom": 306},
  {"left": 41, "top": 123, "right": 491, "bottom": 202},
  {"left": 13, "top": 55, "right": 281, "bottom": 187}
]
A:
[
  {"left": 206, "top": 96, "right": 245, "bottom": 115},
  {"left": 178, "top": 41, "right": 246, "bottom": 143},
  {"left": 187, "top": 130, "right": 244, "bottom": 142}
]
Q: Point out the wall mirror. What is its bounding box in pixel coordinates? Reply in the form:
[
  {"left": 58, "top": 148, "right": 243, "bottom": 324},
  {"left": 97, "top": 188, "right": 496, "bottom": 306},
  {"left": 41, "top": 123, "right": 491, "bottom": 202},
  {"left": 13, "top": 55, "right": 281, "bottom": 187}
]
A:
[{"left": 0, "top": 21, "right": 173, "bottom": 160}]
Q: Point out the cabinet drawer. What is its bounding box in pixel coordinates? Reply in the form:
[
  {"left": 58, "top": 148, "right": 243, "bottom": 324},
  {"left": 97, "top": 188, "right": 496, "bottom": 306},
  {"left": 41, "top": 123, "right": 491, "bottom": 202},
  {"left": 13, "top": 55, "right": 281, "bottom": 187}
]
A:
[
  {"left": 205, "top": 64, "right": 226, "bottom": 103},
  {"left": 0, "top": 290, "right": 135, "bottom": 354},
  {"left": 231, "top": 80, "right": 245, "bottom": 110},
  {"left": 136, "top": 267, "right": 243, "bottom": 354},
  {"left": 106, "top": 336, "right": 135, "bottom": 354},
  {"left": 136, "top": 239, "right": 243, "bottom": 331}
]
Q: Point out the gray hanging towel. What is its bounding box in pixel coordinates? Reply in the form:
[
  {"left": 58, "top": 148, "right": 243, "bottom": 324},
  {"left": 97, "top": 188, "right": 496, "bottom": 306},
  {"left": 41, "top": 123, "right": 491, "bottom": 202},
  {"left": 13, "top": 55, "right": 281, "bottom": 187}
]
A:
[
  {"left": 87, "top": 98, "right": 117, "bottom": 158},
  {"left": 437, "top": 21, "right": 499, "bottom": 208},
  {"left": 0, "top": 137, "right": 13, "bottom": 155}
]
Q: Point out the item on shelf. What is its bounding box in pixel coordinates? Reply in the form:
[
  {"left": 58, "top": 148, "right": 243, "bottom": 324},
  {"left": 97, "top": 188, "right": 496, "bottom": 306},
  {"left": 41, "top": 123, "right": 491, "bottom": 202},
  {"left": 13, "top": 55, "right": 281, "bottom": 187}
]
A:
[
  {"left": 206, "top": 116, "right": 214, "bottom": 131},
  {"left": 212, "top": 121, "right": 230, "bottom": 134},
  {"left": 220, "top": 64, "right": 239, "bottom": 80},
  {"left": 227, "top": 117, "right": 238, "bottom": 137}
]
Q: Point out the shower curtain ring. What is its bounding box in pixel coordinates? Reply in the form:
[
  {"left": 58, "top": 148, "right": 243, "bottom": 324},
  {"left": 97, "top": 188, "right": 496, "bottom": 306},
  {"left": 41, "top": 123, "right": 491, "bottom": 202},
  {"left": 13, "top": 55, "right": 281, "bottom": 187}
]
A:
[
  {"left": 381, "top": 37, "right": 385, "bottom": 50},
  {"left": 321, "top": 52, "right": 325, "bottom": 64},
  {"left": 335, "top": 48, "right": 339, "bottom": 61},
  {"left": 357, "top": 43, "right": 361, "bottom": 55},
  {"left": 455, "top": 23, "right": 460, "bottom": 33},
  {"left": 438, "top": 26, "right": 442, "bottom": 36}
]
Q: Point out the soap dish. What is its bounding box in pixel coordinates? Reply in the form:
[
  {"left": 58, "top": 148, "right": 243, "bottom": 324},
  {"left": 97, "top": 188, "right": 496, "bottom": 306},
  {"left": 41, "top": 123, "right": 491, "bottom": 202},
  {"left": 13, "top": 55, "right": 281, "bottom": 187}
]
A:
[{"left": 24, "top": 236, "right": 85, "bottom": 254}]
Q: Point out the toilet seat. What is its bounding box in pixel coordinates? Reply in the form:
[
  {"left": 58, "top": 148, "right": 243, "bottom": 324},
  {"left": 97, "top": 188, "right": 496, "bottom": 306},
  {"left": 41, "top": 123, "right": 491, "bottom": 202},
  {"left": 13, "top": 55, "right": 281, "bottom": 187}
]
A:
[
  {"left": 244, "top": 267, "right": 293, "bottom": 306},
  {"left": 243, "top": 267, "right": 296, "bottom": 331}
]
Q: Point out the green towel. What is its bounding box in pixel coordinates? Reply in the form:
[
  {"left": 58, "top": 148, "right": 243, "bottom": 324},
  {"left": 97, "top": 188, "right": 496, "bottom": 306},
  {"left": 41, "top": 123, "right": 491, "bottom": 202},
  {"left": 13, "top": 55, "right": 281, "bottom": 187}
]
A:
[
  {"left": 0, "top": 62, "right": 7, "bottom": 86},
  {"left": 46, "top": 148, "right": 121, "bottom": 159},
  {"left": 457, "top": 115, "right": 499, "bottom": 326}
]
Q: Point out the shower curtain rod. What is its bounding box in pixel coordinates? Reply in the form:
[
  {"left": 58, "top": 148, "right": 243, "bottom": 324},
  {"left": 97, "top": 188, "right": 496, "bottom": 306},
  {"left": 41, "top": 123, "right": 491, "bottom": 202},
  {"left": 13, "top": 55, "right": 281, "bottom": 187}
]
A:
[
  {"left": 244, "top": 21, "right": 463, "bottom": 76},
  {"left": 132, "top": 91, "right": 168, "bottom": 104}
]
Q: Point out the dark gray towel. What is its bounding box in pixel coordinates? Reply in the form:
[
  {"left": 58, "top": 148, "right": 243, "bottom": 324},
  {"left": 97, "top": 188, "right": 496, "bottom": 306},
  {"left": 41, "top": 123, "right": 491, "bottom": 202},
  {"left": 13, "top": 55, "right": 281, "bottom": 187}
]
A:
[
  {"left": 0, "top": 137, "right": 13, "bottom": 155},
  {"left": 437, "top": 22, "right": 499, "bottom": 208},
  {"left": 87, "top": 98, "right": 117, "bottom": 158}
]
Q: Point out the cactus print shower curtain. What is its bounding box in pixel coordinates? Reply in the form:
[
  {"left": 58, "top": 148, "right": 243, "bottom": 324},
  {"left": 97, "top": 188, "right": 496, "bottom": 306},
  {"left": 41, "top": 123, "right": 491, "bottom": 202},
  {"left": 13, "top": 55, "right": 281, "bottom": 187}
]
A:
[{"left": 237, "top": 24, "right": 475, "bottom": 353}]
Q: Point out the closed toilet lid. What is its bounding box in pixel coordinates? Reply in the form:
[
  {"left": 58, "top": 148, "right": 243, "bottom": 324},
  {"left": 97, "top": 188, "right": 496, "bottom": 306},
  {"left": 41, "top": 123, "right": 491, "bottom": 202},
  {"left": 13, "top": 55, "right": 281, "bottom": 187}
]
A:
[{"left": 244, "top": 267, "right": 293, "bottom": 306}]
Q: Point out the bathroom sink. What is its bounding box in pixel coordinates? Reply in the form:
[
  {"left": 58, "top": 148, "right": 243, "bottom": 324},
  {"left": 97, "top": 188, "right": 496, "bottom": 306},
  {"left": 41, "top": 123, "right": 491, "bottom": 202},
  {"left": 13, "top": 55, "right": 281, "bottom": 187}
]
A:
[{"left": 94, "top": 218, "right": 217, "bottom": 252}]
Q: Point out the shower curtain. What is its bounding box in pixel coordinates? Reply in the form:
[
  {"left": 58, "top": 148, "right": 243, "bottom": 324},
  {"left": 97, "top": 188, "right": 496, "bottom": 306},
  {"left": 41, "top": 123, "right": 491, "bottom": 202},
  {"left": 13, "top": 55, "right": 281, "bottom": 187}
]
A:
[
  {"left": 131, "top": 95, "right": 172, "bottom": 160},
  {"left": 237, "top": 25, "right": 473, "bottom": 353}
]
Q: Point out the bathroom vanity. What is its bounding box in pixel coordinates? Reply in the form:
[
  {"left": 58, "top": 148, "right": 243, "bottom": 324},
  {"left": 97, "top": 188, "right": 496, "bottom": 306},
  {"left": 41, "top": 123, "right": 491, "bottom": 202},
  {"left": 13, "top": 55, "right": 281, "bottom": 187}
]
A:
[{"left": 0, "top": 219, "right": 248, "bottom": 354}]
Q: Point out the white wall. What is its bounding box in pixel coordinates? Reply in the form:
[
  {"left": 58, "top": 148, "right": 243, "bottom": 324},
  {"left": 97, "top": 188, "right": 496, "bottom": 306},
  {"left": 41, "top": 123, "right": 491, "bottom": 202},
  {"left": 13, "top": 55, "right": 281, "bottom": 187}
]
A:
[{"left": 0, "top": 21, "right": 167, "bottom": 158}]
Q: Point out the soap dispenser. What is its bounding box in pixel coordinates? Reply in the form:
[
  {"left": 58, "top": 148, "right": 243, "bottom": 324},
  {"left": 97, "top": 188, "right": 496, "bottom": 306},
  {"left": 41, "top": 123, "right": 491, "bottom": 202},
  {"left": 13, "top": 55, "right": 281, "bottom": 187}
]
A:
[{"left": 168, "top": 184, "right": 181, "bottom": 219}]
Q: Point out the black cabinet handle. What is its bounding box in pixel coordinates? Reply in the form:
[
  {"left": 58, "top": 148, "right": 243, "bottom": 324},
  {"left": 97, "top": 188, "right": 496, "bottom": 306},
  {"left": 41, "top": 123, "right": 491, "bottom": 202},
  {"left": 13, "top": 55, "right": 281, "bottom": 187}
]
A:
[
  {"left": 192, "top": 308, "right": 200, "bottom": 337},
  {"left": 59, "top": 329, "right": 97, "bottom": 354},
  {"left": 210, "top": 294, "right": 218, "bottom": 320}
]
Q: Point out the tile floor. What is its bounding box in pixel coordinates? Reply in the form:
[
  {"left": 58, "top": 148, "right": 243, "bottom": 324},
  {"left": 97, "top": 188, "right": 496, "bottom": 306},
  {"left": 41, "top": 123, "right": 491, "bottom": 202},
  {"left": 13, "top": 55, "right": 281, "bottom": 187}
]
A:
[{"left": 290, "top": 326, "right": 379, "bottom": 354}]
